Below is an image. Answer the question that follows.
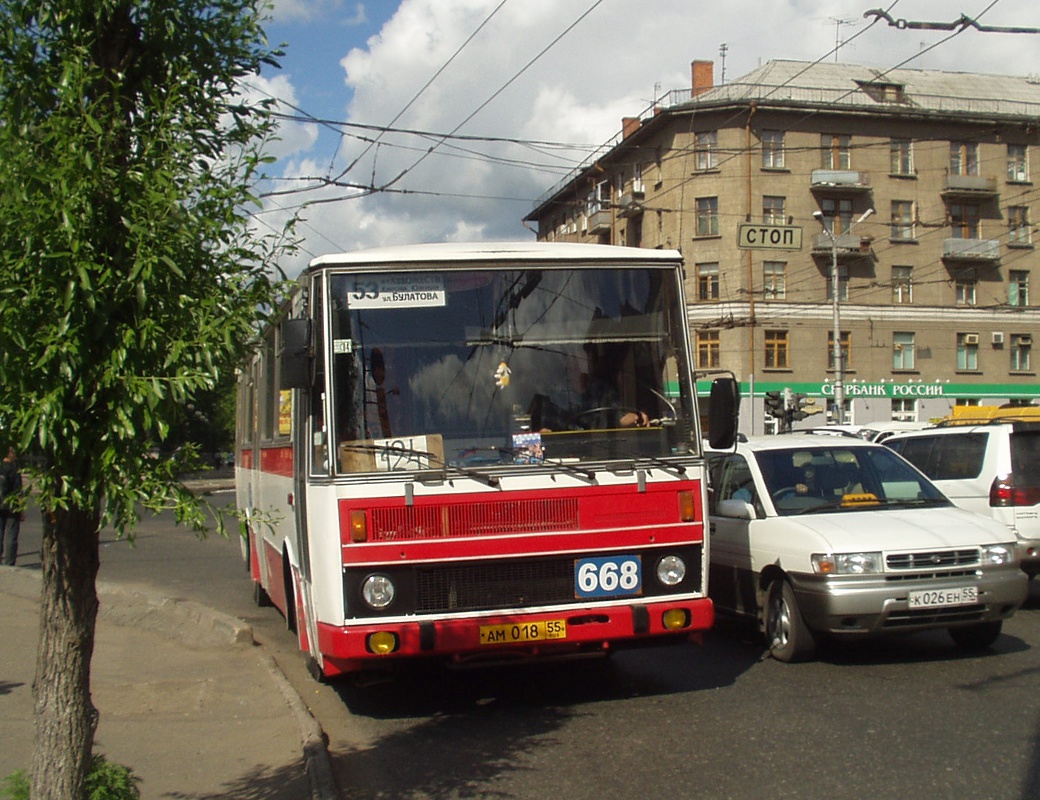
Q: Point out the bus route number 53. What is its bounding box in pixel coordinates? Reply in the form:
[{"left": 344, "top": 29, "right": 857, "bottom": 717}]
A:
[{"left": 575, "top": 555, "right": 642, "bottom": 598}]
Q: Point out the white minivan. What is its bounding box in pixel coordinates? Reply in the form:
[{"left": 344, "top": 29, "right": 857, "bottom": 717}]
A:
[
  {"left": 707, "top": 434, "right": 1028, "bottom": 662},
  {"left": 885, "top": 417, "right": 1040, "bottom": 578}
]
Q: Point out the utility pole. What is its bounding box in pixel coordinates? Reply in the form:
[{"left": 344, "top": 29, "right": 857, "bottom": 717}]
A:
[
  {"left": 814, "top": 208, "right": 874, "bottom": 425},
  {"left": 719, "top": 43, "right": 728, "bottom": 84}
]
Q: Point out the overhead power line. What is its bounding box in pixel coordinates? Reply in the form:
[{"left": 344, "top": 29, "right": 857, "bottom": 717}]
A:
[{"left": 863, "top": 7, "right": 1040, "bottom": 34}]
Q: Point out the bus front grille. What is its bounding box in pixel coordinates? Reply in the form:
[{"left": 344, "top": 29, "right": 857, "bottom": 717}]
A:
[
  {"left": 370, "top": 497, "right": 579, "bottom": 540},
  {"left": 416, "top": 559, "right": 575, "bottom": 613}
]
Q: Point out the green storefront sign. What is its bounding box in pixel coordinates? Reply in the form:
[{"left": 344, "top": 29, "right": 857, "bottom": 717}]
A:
[{"left": 696, "top": 380, "right": 1038, "bottom": 400}]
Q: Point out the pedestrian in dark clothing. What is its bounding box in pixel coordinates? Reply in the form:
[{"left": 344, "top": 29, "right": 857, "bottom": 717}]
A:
[{"left": 0, "top": 446, "right": 24, "bottom": 566}]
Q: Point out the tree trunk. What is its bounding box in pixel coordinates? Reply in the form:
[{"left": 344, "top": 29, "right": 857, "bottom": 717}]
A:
[{"left": 29, "top": 505, "right": 102, "bottom": 800}]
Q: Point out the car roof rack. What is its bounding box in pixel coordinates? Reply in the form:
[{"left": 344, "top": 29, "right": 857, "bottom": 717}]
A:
[{"left": 778, "top": 428, "right": 863, "bottom": 438}]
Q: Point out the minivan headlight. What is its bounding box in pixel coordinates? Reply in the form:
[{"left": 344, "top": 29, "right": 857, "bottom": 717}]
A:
[
  {"left": 812, "top": 552, "right": 882, "bottom": 575},
  {"left": 981, "top": 543, "right": 1017, "bottom": 566}
]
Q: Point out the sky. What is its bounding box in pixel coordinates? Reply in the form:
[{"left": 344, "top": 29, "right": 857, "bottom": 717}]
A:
[{"left": 249, "top": 0, "right": 1040, "bottom": 276}]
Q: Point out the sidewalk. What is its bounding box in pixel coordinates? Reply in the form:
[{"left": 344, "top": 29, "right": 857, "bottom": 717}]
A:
[{"left": 0, "top": 566, "right": 338, "bottom": 800}]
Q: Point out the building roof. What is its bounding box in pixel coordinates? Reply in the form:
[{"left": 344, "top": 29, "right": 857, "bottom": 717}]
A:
[
  {"left": 528, "top": 59, "right": 1040, "bottom": 217},
  {"left": 667, "top": 59, "right": 1040, "bottom": 120}
]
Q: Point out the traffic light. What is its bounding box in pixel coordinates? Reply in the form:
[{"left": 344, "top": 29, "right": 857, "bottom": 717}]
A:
[
  {"left": 764, "top": 391, "right": 784, "bottom": 418},
  {"left": 790, "top": 393, "right": 810, "bottom": 422}
]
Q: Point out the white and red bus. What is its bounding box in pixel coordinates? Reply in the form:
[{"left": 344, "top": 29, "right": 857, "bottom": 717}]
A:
[{"left": 236, "top": 241, "right": 738, "bottom": 680}]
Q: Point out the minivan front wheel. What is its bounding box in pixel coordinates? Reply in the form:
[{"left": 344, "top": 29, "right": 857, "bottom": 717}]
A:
[
  {"left": 765, "top": 579, "right": 816, "bottom": 662},
  {"left": 949, "top": 620, "right": 1002, "bottom": 650}
]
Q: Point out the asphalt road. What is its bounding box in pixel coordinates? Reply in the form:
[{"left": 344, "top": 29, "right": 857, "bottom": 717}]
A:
[{"left": 14, "top": 498, "right": 1040, "bottom": 800}]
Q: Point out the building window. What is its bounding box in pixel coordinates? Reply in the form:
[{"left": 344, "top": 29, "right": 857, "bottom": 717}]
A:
[
  {"left": 762, "top": 130, "right": 785, "bottom": 168},
  {"left": 697, "top": 329, "right": 720, "bottom": 368},
  {"left": 587, "top": 180, "right": 610, "bottom": 216},
  {"left": 762, "top": 195, "right": 785, "bottom": 224},
  {"left": 696, "top": 196, "right": 719, "bottom": 236},
  {"left": 827, "top": 331, "right": 851, "bottom": 371},
  {"left": 1009, "top": 206, "right": 1031, "bottom": 245},
  {"left": 695, "top": 131, "right": 718, "bottom": 171},
  {"left": 950, "top": 142, "right": 979, "bottom": 176},
  {"left": 949, "top": 203, "right": 981, "bottom": 239},
  {"left": 892, "top": 266, "right": 913, "bottom": 303},
  {"left": 696, "top": 262, "right": 719, "bottom": 301},
  {"left": 763, "top": 261, "right": 787, "bottom": 300},
  {"left": 891, "top": 200, "right": 915, "bottom": 239},
  {"left": 890, "top": 138, "right": 913, "bottom": 175},
  {"left": 1009, "top": 270, "right": 1030, "bottom": 306},
  {"left": 820, "top": 197, "right": 853, "bottom": 233},
  {"left": 891, "top": 398, "right": 917, "bottom": 421},
  {"left": 957, "top": 332, "right": 979, "bottom": 371},
  {"left": 1008, "top": 144, "right": 1029, "bottom": 182},
  {"left": 893, "top": 331, "right": 916, "bottom": 369},
  {"left": 821, "top": 134, "right": 851, "bottom": 169},
  {"left": 764, "top": 330, "right": 788, "bottom": 369},
  {"left": 956, "top": 274, "right": 977, "bottom": 306},
  {"left": 1011, "top": 334, "right": 1032, "bottom": 371}
]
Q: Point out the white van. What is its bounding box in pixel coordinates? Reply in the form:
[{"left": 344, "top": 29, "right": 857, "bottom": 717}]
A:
[
  {"left": 884, "top": 415, "right": 1040, "bottom": 579},
  {"left": 707, "top": 434, "right": 1028, "bottom": 662},
  {"left": 857, "top": 420, "right": 930, "bottom": 443}
]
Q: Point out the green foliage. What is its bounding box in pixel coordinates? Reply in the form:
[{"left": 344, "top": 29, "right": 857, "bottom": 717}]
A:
[
  {"left": 3, "top": 755, "right": 142, "bottom": 800},
  {"left": 0, "top": 0, "right": 294, "bottom": 538},
  {"left": 0, "top": 770, "right": 29, "bottom": 800}
]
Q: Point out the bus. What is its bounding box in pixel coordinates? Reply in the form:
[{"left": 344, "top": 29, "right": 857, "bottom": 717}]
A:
[{"left": 236, "top": 241, "right": 738, "bottom": 680}]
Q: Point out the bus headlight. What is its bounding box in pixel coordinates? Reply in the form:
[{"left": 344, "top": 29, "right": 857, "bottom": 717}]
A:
[
  {"left": 361, "top": 574, "right": 396, "bottom": 609},
  {"left": 656, "top": 555, "right": 686, "bottom": 586}
]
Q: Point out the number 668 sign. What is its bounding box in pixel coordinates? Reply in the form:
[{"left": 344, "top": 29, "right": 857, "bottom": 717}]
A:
[{"left": 575, "top": 555, "right": 642, "bottom": 598}]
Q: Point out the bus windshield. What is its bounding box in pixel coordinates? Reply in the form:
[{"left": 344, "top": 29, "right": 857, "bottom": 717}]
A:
[{"left": 326, "top": 265, "right": 696, "bottom": 473}]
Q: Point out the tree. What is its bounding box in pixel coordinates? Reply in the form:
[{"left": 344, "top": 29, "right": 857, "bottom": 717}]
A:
[{"left": 0, "top": 2, "right": 290, "bottom": 797}]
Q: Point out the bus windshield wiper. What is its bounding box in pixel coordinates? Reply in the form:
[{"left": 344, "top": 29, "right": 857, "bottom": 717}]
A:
[
  {"left": 582, "top": 440, "right": 688, "bottom": 479},
  {"left": 451, "top": 446, "right": 597, "bottom": 484},
  {"left": 338, "top": 443, "right": 501, "bottom": 488}
]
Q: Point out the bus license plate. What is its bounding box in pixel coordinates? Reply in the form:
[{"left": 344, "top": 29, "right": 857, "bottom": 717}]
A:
[
  {"left": 479, "top": 620, "right": 567, "bottom": 646},
  {"left": 908, "top": 586, "right": 978, "bottom": 609}
]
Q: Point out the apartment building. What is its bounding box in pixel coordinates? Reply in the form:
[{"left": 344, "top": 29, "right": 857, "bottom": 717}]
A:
[{"left": 524, "top": 59, "right": 1040, "bottom": 433}]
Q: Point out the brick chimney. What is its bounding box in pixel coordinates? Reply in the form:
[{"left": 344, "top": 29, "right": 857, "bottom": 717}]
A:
[
  {"left": 622, "top": 116, "right": 640, "bottom": 139},
  {"left": 691, "top": 60, "right": 714, "bottom": 97}
]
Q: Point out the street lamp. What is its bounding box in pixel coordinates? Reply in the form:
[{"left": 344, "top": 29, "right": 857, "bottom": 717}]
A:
[{"left": 813, "top": 207, "right": 874, "bottom": 425}]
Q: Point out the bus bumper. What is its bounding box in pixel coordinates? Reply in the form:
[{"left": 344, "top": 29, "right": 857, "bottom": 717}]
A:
[{"left": 314, "top": 597, "right": 713, "bottom": 677}]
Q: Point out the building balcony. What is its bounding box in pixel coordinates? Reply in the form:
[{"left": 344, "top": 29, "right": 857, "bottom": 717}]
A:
[
  {"left": 587, "top": 209, "right": 611, "bottom": 235},
  {"left": 811, "top": 232, "right": 872, "bottom": 258},
  {"left": 616, "top": 191, "right": 644, "bottom": 218},
  {"left": 942, "top": 237, "right": 1001, "bottom": 262},
  {"left": 810, "top": 169, "right": 870, "bottom": 192},
  {"left": 941, "top": 174, "right": 999, "bottom": 197}
]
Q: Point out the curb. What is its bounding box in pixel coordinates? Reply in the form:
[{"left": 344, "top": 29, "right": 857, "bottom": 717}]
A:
[{"left": 0, "top": 565, "right": 338, "bottom": 800}]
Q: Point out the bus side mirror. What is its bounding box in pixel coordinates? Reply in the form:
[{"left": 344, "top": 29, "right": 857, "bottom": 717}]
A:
[
  {"left": 707, "top": 376, "right": 740, "bottom": 450},
  {"left": 279, "top": 318, "right": 312, "bottom": 390}
]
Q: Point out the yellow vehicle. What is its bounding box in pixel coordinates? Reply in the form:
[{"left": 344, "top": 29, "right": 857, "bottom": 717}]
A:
[{"left": 942, "top": 405, "right": 1040, "bottom": 425}]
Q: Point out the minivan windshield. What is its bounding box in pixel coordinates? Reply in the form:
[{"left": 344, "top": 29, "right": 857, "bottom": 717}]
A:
[
  {"left": 754, "top": 445, "right": 949, "bottom": 515},
  {"left": 326, "top": 266, "right": 696, "bottom": 474}
]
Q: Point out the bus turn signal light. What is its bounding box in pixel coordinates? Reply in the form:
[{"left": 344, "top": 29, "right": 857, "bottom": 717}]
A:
[
  {"left": 678, "top": 491, "right": 695, "bottom": 522},
  {"left": 350, "top": 510, "right": 367, "bottom": 542}
]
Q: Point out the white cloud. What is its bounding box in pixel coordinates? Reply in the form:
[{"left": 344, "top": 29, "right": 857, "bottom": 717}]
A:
[{"left": 259, "top": 0, "right": 1040, "bottom": 270}]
